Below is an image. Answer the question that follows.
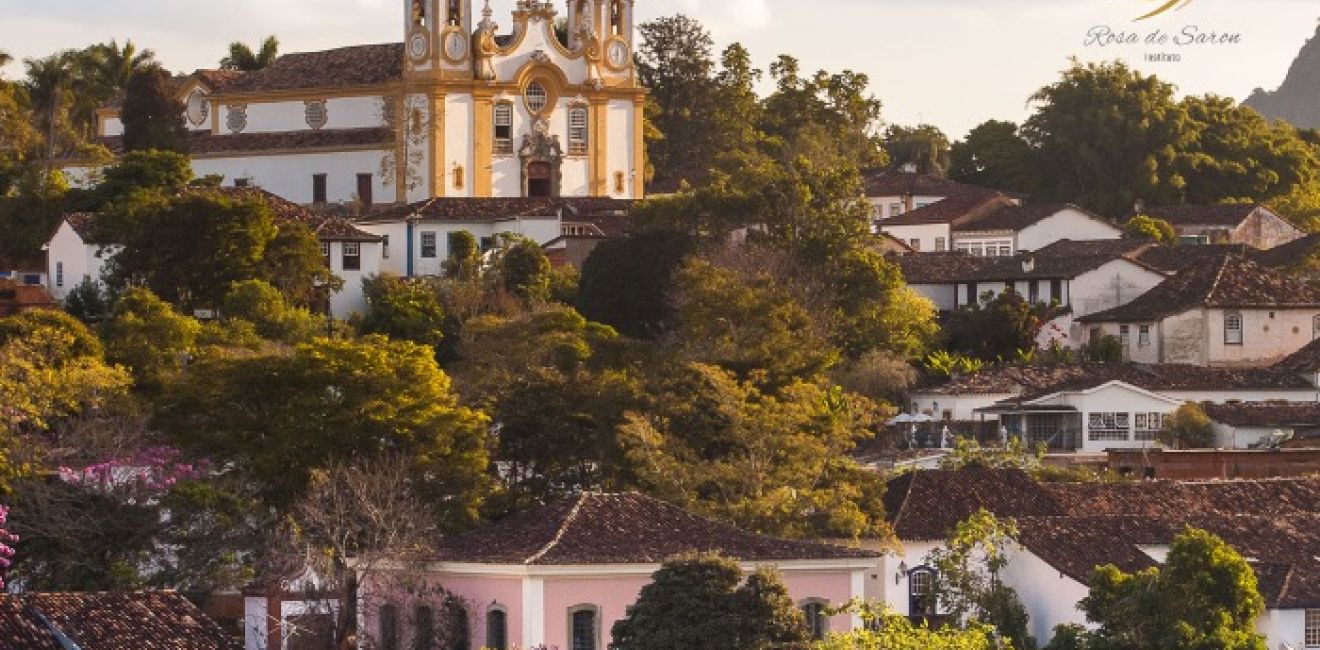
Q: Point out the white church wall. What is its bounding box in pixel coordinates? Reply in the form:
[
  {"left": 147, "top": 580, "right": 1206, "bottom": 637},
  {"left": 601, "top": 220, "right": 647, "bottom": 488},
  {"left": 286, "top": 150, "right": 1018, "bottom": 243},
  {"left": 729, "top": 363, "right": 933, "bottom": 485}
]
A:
[
  {"left": 607, "top": 99, "right": 635, "bottom": 199},
  {"left": 237, "top": 95, "right": 385, "bottom": 135},
  {"left": 444, "top": 94, "right": 474, "bottom": 198},
  {"left": 192, "top": 150, "right": 390, "bottom": 205}
]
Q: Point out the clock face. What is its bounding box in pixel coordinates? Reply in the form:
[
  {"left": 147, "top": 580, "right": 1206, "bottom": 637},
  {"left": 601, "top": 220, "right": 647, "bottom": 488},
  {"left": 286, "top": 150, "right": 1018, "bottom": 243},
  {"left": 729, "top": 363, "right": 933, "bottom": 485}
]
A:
[
  {"left": 606, "top": 40, "right": 629, "bottom": 69},
  {"left": 444, "top": 32, "right": 468, "bottom": 61},
  {"left": 409, "top": 32, "right": 429, "bottom": 61}
]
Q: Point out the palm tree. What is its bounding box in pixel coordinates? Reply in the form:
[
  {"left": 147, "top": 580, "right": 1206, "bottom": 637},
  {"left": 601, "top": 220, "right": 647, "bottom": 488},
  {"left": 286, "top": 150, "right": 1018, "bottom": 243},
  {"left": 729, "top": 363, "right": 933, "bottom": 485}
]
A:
[
  {"left": 221, "top": 36, "right": 280, "bottom": 71},
  {"left": 87, "top": 39, "right": 156, "bottom": 93}
]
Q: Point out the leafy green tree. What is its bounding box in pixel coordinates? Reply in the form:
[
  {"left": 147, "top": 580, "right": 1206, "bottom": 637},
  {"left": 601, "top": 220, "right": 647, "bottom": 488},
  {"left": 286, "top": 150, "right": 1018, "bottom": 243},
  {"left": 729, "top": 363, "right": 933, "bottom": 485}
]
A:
[
  {"left": 101, "top": 287, "right": 201, "bottom": 390},
  {"left": 1177, "top": 95, "right": 1319, "bottom": 206},
  {"left": 86, "top": 148, "right": 193, "bottom": 208},
  {"left": 580, "top": 228, "right": 702, "bottom": 338},
  {"left": 84, "top": 40, "right": 156, "bottom": 97},
  {"left": 1071, "top": 528, "right": 1266, "bottom": 650},
  {"left": 222, "top": 279, "right": 324, "bottom": 343},
  {"left": 619, "top": 363, "right": 886, "bottom": 539},
  {"left": 61, "top": 278, "right": 112, "bottom": 323},
  {"left": 760, "top": 56, "right": 887, "bottom": 170},
  {"left": 636, "top": 16, "right": 723, "bottom": 189},
  {"left": 949, "top": 120, "right": 1039, "bottom": 195},
  {"left": 820, "top": 602, "right": 996, "bottom": 649},
  {"left": 0, "top": 73, "right": 39, "bottom": 195},
  {"left": 0, "top": 309, "right": 103, "bottom": 360},
  {"left": 121, "top": 66, "right": 187, "bottom": 153},
  {"left": 156, "top": 336, "right": 490, "bottom": 517},
  {"left": 1024, "top": 60, "right": 1192, "bottom": 216},
  {"left": 883, "top": 124, "right": 952, "bottom": 176},
  {"left": 1123, "top": 214, "right": 1178, "bottom": 244},
  {"left": 220, "top": 36, "right": 280, "bottom": 71},
  {"left": 492, "top": 234, "right": 552, "bottom": 303},
  {"left": 357, "top": 274, "right": 446, "bottom": 348},
  {"left": 442, "top": 230, "right": 481, "bottom": 280},
  {"left": 610, "top": 553, "right": 809, "bottom": 650},
  {"left": 1160, "top": 402, "right": 1216, "bottom": 449},
  {"left": 943, "top": 292, "right": 1053, "bottom": 362},
  {"left": 926, "top": 510, "right": 1036, "bottom": 650}
]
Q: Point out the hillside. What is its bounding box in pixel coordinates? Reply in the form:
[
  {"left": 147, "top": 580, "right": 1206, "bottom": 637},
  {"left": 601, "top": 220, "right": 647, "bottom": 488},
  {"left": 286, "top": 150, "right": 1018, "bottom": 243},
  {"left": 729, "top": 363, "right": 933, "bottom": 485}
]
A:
[{"left": 1244, "top": 25, "right": 1320, "bottom": 129}]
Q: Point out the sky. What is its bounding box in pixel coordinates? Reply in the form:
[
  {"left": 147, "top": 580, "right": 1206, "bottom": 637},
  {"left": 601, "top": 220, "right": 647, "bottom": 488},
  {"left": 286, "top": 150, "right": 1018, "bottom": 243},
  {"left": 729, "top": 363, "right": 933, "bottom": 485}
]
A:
[{"left": 0, "top": 0, "right": 1316, "bottom": 138}]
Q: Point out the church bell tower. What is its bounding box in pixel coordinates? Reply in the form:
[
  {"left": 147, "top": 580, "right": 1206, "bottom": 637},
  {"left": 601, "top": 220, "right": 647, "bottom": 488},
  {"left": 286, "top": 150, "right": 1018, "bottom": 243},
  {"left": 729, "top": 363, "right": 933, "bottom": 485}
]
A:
[{"left": 404, "top": 0, "right": 474, "bottom": 77}]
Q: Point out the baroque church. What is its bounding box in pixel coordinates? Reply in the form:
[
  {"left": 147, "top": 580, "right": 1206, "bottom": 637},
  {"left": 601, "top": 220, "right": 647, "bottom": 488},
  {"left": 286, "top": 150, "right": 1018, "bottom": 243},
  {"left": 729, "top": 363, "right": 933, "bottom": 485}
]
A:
[{"left": 72, "top": 0, "right": 646, "bottom": 206}]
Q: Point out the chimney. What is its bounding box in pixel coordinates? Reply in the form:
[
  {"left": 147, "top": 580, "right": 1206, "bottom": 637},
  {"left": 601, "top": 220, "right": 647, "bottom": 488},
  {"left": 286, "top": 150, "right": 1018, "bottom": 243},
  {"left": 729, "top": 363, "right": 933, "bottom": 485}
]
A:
[{"left": 1022, "top": 257, "right": 1036, "bottom": 273}]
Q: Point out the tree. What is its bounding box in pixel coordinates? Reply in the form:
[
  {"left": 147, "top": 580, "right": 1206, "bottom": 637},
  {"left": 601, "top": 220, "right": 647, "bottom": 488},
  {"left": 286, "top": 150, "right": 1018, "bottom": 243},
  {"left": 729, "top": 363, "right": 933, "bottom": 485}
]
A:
[
  {"left": 357, "top": 274, "right": 447, "bottom": 348},
  {"left": 949, "top": 120, "right": 1039, "bottom": 195},
  {"left": 84, "top": 40, "right": 155, "bottom": 96},
  {"left": 1123, "top": 214, "right": 1178, "bottom": 244},
  {"left": 155, "top": 336, "right": 490, "bottom": 517},
  {"left": 1024, "top": 60, "right": 1192, "bottom": 216},
  {"left": 1070, "top": 528, "right": 1266, "bottom": 650},
  {"left": 610, "top": 553, "right": 809, "bottom": 650},
  {"left": 619, "top": 363, "right": 886, "bottom": 539},
  {"left": 492, "top": 234, "right": 553, "bottom": 303},
  {"left": 883, "top": 124, "right": 952, "bottom": 176},
  {"left": 0, "top": 308, "right": 103, "bottom": 360},
  {"left": 101, "top": 287, "right": 201, "bottom": 390},
  {"left": 636, "top": 16, "right": 722, "bottom": 189},
  {"left": 442, "top": 230, "right": 480, "bottom": 280},
  {"left": 926, "top": 510, "right": 1036, "bottom": 650},
  {"left": 819, "top": 602, "right": 997, "bottom": 649},
  {"left": 943, "top": 292, "right": 1054, "bottom": 362},
  {"left": 87, "top": 148, "right": 193, "bottom": 207},
  {"left": 62, "top": 278, "right": 112, "bottom": 323},
  {"left": 121, "top": 66, "right": 187, "bottom": 153},
  {"left": 1160, "top": 402, "right": 1216, "bottom": 449},
  {"left": 576, "top": 230, "right": 695, "bottom": 339},
  {"left": 222, "top": 279, "right": 324, "bottom": 343},
  {"left": 1177, "top": 95, "right": 1319, "bottom": 206},
  {"left": 220, "top": 36, "right": 280, "bottom": 71}
]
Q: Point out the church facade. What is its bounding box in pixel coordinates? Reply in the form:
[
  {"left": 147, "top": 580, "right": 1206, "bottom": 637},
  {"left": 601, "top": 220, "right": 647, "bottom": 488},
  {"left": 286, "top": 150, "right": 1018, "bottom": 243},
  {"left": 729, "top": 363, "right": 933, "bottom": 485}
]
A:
[{"left": 76, "top": 0, "right": 646, "bottom": 208}]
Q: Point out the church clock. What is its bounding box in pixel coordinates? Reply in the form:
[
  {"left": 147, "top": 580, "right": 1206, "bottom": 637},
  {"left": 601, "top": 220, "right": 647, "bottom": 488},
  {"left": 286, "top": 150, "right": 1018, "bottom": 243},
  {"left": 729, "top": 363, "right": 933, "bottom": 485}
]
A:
[
  {"left": 408, "top": 30, "right": 431, "bottom": 63},
  {"left": 604, "top": 38, "right": 630, "bottom": 71}
]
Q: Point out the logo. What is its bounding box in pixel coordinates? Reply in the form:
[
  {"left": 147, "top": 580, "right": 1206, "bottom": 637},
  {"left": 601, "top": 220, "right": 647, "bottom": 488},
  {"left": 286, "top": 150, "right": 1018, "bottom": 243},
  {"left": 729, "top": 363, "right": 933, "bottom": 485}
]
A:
[{"left": 1135, "top": 0, "right": 1194, "bottom": 21}]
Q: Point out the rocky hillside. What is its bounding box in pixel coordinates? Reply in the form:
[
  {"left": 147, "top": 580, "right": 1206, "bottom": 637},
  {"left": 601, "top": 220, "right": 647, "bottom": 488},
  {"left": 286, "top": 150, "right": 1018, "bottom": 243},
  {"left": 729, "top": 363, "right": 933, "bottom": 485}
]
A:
[{"left": 1244, "top": 25, "right": 1320, "bottom": 129}]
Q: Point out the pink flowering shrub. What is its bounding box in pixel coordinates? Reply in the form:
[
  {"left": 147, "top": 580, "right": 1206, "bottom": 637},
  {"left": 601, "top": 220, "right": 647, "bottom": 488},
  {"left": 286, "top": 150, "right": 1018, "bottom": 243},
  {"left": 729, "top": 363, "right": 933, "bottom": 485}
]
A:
[
  {"left": 58, "top": 446, "right": 210, "bottom": 492},
  {"left": 0, "top": 506, "right": 18, "bottom": 589}
]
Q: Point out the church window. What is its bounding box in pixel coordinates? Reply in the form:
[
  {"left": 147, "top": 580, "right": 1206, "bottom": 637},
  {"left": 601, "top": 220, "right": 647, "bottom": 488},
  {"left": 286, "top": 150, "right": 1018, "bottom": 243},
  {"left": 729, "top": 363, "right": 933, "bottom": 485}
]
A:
[
  {"left": 357, "top": 174, "right": 374, "bottom": 207},
  {"left": 448, "top": 0, "right": 462, "bottom": 26},
  {"left": 494, "top": 103, "right": 514, "bottom": 155},
  {"left": 528, "top": 162, "right": 554, "bottom": 198},
  {"left": 934, "top": 237, "right": 946, "bottom": 252},
  {"left": 312, "top": 174, "right": 327, "bottom": 204},
  {"left": 379, "top": 604, "right": 400, "bottom": 650},
  {"left": 412, "top": 0, "right": 426, "bottom": 26},
  {"left": 610, "top": 0, "right": 624, "bottom": 36},
  {"left": 568, "top": 106, "right": 588, "bottom": 155},
  {"left": 568, "top": 606, "right": 598, "bottom": 650},
  {"left": 525, "top": 82, "right": 549, "bottom": 115},
  {"left": 342, "top": 242, "right": 361, "bottom": 272}
]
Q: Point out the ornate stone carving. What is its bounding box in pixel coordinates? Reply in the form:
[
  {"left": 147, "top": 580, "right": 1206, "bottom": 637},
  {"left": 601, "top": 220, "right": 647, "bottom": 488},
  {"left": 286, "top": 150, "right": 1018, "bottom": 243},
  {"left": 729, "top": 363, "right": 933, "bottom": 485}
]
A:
[
  {"left": 519, "top": 119, "right": 563, "bottom": 197},
  {"left": 304, "top": 100, "right": 328, "bottom": 130},
  {"left": 473, "top": 1, "right": 499, "bottom": 81},
  {"left": 226, "top": 104, "right": 247, "bottom": 134}
]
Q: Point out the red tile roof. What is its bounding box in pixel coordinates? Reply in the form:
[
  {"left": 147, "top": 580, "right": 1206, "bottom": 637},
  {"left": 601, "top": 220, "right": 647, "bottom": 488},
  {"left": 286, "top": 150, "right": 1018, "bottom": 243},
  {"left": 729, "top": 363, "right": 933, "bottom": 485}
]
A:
[
  {"left": 882, "top": 192, "right": 1014, "bottom": 227},
  {"left": 90, "top": 127, "right": 394, "bottom": 159},
  {"left": 0, "top": 591, "right": 235, "bottom": 649},
  {"left": 433, "top": 492, "right": 878, "bottom": 564},
  {"left": 1135, "top": 204, "right": 1264, "bottom": 228},
  {"left": 953, "top": 203, "right": 1110, "bottom": 234},
  {"left": 892, "top": 252, "right": 994, "bottom": 285},
  {"left": 1079, "top": 254, "right": 1320, "bottom": 323},
  {"left": 360, "top": 197, "right": 634, "bottom": 224},
  {"left": 918, "top": 362, "right": 1314, "bottom": 397},
  {"left": 1132, "top": 244, "right": 1252, "bottom": 274},
  {"left": 0, "top": 279, "right": 57, "bottom": 316},
  {"left": 862, "top": 170, "right": 996, "bottom": 199},
  {"left": 1253, "top": 233, "right": 1320, "bottom": 270},
  {"left": 1278, "top": 338, "right": 1320, "bottom": 373},
  {"left": 883, "top": 469, "right": 1067, "bottom": 541},
  {"left": 1201, "top": 402, "right": 1320, "bottom": 428},
  {"left": 214, "top": 43, "right": 405, "bottom": 94}
]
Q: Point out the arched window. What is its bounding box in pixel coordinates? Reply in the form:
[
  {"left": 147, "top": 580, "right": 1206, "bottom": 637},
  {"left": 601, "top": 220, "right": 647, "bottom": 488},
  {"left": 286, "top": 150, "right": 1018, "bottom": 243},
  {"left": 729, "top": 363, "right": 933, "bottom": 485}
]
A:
[
  {"left": 441, "top": 598, "right": 469, "bottom": 650},
  {"left": 800, "top": 599, "right": 829, "bottom": 641},
  {"left": 567, "top": 106, "right": 588, "bottom": 155},
  {"left": 411, "top": 606, "right": 434, "bottom": 650},
  {"left": 909, "top": 567, "right": 937, "bottom": 618},
  {"left": 486, "top": 606, "right": 508, "bottom": 650},
  {"left": 1224, "top": 311, "right": 1244, "bottom": 345},
  {"left": 568, "top": 605, "right": 598, "bottom": 650},
  {"left": 379, "top": 603, "right": 400, "bottom": 650},
  {"left": 525, "top": 82, "right": 549, "bottom": 115}
]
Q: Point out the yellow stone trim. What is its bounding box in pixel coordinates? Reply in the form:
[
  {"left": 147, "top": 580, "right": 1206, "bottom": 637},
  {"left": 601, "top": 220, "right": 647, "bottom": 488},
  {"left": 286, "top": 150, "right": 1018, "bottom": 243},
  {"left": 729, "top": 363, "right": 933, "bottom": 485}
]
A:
[
  {"left": 473, "top": 91, "right": 494, "bottom": 197},
  {"left": 429, "top": 92, "right": 446, "bottom": 197},
  {"left": 590, "top": 97, "right": 609, "bottom": 197},
  {"left": 632, "top": 95, "right": 645, "bottom": 198},
  {"left": 602, "top": 35, "right": 631, "bottom": 73}
]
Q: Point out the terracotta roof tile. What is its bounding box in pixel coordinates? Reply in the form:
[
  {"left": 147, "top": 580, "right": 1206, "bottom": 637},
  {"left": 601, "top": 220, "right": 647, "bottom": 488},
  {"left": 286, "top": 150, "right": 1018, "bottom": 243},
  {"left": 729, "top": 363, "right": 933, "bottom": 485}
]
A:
[
  {"left": 892, "top": 252, "right": 994, "bottom": 284},
  {"left": 1278, "top": 338, "right": 1320, "bottom": 373},
  {"left": 1201, "top": 402, "right": 1320, "bottom": 428},
  {"left": 1044, "top": 478, "right": 1320, "bottom": 519},
  {"left": 919, "top": 362, "right": 1313, "bottom": 397},
  {"left": 0, "top": 591, "right": 235, "bottom": 649},
  {"left": 433, "top": 492, "right": 878, "bottom": 564},
  {"left": 883, "top": 469, "right": 1067, "bottom": 541},
  {"left": 1253, "top": 233, "right": 1320, "bottom": 269},
  {"left": 214, "top": 43, "right": 404, "bottom": 94},
  {"left": 862, "top": 170, "right": 996, "bottom": 198},
  {"left": 1136, "top": 204, "right": 1262, "bottom": 228},
  {"left": 883, "top": 192, "right": 1013, "bottom": 227},
  {"left": 91, "top": 127, "right": 394, "bottom": 158},
  {"left": 1132, "top": 244, "right": 1251, "bottom": 274},
  {"left": 1079, "top": 254, "right": 1320, "bottom": 322},
  {"left": 360, "top": 197, "right": 634, "bottom": 224}
]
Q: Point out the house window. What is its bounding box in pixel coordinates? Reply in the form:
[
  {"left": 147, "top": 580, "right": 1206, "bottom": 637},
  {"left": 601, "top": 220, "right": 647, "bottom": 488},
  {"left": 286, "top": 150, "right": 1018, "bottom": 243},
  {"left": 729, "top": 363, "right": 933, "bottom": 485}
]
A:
[
  {"left": 1029, "top": 281, "right": 1039, "bottom": 304},
  {"left": 420, "top": 232, "right": 438, "bottom": 258},
  {"left": 987, "top": 246, "right": 1000, "bottom": 258},
  {"left": 909, "top": 239, "right": 921, "bottom": 251},
  {"left": 935, "top": 237, "right": 946, "bottom": 252},
  {"left": 486, "top": 607, "right": 508, "bottom": 650},
  {"left": 889, "top": 202, "right": 903, "bottom": 217},
  {"left": 909, "top": 567, "right": 937, "bottom": 617},
  {"left": 1050, "top": 279, "right": 1063, "bottom": 304},
  {"left": 1089, "top": 412, "right": 1131, "bottom": 442},
  {"left": 1119, "top": 325, "right": 1130, "bottom": 348},
  {"left": 382, "top": 234, "right": 390, "bottom": 259},
  {"left": 234, "top": 177, "right": 251, "bottom": 187},
  {"left": 1224, "top": 312, "right": 1243, "bottom": 345},
  {"left": 357, "top": 173, "right": 374, "bottom": 207},
  {"left": 568, "top": 106, "right": 588, "bottom": 155},
  {"left": 1306, "top": 609, "right": 1320, "bottom": 648},
  {"left": 55, "top": 262, "right": 63, "bottom": 288},
  {"left": 1134, "top": 412, "right": 1164, "bottom": 442},
  {"left": 801, "top": 600, "right": 829, "bottom": 641},
  {"left": 343, "top": 242, "right": 361, "bottom": 271},
  {"left": 379, "top": 604, "right": 400, "bottom": 650},
  {"left": 320, "top": 242, "right": 331, "bottom": 267},
  {"left": 494, "top": 103, "right": 514, "bottom": 155},
  {"left": 1000, "top": 245, "right": 1012, "bottom": 256},
  {"left": 313, "top": 174, "right": 328, "bottom": 204},
  {"left": 965, "top": 284, "right": 976, "bottom": 306},
  {"left": 412, "top": 606, "right": 434, "bottom": 650},
  {"left": 1138, "top": 325, "right": 1151, "bottom": 347},
  {"left": 568, "top": 605, "right": 598, "bottom": 650}
]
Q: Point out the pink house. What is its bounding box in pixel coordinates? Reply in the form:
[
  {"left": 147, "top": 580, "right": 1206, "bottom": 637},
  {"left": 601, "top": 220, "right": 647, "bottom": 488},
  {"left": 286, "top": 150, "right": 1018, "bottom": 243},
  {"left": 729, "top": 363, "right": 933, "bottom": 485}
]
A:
[{"left": 358, "top": 493, "right": 879, "bottom": 649}]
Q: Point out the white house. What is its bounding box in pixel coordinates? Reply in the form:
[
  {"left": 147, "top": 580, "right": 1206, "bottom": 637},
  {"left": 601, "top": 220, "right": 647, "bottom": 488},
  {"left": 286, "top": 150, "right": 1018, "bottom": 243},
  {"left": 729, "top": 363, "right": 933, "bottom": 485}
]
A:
[
  {"left": 1134, "top": 203, "right": 1306, "bottom": 249},
  {"left": 64, "top": 0, "right": 647, "bottom": 207},
  {"left": 861, "top": 167, "right": 994, "bottom": 225},
  {"left": 880, "top": 192, "right": 1122, "bottom": 256},
  {"left": 979, "top": 380, "right": 1185, "bottom": 453},
  {"left": 1079, "top": 254, "right": 1320, "bottom": 367},
  {"left": 44, "top": 212, "right": 118, "bottom": 302},
  {"left": 1202, "top": 402, "right": 1320, "bottom": 449},
  {"left": 879, "top": 469, "right": 1320, "bottom": 649}
]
